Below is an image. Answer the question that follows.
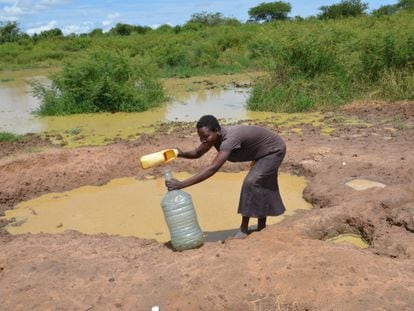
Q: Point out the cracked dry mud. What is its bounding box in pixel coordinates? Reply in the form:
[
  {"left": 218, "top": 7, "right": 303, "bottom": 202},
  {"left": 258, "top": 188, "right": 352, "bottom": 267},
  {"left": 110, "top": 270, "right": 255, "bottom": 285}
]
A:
[{"left": 0, "top": 101, "right": 413, "bottom": 310}]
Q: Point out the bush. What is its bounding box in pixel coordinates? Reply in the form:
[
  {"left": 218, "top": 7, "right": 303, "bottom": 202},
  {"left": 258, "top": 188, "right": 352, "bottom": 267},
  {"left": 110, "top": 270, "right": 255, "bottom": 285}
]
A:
[
  {"left": 31, "top": 51, "right": 166, "bottom": 115},
  {"left": 248, "top": 14, "right": 414, "bottom": 112}
]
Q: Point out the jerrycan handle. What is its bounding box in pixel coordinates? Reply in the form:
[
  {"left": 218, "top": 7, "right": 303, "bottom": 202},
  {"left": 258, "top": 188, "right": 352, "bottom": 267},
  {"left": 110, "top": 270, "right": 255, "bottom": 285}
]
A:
[{"left": 163, "top": 149, "right": 179, "bottom": 162}]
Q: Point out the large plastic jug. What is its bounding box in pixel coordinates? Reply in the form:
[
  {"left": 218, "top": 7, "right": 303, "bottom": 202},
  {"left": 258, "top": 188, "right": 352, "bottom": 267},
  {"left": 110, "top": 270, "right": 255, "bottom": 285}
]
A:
[
  {"left": 161, "top": 168, "right": 204, "bottom": 251},
  {"left": 140, "top": 149, "right": 179, "bottom": 169}
]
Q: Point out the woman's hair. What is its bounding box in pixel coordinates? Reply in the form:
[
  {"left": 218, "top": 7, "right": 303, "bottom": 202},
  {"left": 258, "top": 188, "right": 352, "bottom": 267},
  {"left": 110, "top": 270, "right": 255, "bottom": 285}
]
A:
[{"left": 196, "top": 115, "right": 221, "bottom": 131}]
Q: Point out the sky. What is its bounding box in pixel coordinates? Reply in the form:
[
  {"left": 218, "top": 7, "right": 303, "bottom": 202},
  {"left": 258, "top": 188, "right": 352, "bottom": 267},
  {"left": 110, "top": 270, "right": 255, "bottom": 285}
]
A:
[{"left": 0, "top": 0, "right": 399, "bottom": 35}]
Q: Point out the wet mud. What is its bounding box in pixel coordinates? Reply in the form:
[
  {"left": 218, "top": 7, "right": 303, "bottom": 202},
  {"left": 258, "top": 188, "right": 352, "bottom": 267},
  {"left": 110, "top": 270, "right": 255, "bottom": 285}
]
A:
[{"left": 0, "top": 101, "right": 414, "bottom": 310}]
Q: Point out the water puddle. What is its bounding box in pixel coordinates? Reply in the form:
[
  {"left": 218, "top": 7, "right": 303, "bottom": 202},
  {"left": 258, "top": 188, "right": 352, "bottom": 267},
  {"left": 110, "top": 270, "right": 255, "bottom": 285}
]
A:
[
  {"left": 2, "top": 172, "right": 312, "bottom": 242},
  {"left": 345, "top": 178, "right": 386, "bottom": 191},
  {"left": 326, "top": 234, "right": 369, "bottom": 249},
  {"left": 0, "top": 70, "right": 369, "bottom": 147}
]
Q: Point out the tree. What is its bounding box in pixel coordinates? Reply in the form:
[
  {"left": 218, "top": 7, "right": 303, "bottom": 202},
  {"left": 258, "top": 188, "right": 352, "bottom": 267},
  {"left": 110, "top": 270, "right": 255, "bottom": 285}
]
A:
[
  {"left": 318, "top": 0, "right": 368, "bottom": 19},
  {"left": 155, "top": 24, "right": 174, "bottom": 33},
  {"left": 372, "top": 0, "right": 414, "bottom": 16},
  {"left": 0, "top": 21, "right": 22, "bottom": 44},
  {"left": 398, "top": 0, "right": 414, "bottom": 10},
  {"left": 248, "top": 1, "right": 292, "bottom": 22},
  {"left": 185, "top": 11, "right": 241, "bottom": 27},
  {"left": 109, "top": 23, "right": 151, "bottom": 36},
  {"left": 38, "top": 28, "right": 63, "bottom": 39},
  {"left": 89, "top": 28, "right": 103, "bottom": 37},
  {"left": 372, "top": 4, "right": 399, "bottom": 16},
  {"left": 109, "top": 23, "right": 134, "bottom": 36}
]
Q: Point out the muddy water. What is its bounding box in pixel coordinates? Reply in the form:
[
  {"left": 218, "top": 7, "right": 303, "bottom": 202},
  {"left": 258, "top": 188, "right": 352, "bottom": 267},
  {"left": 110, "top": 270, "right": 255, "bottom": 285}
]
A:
[
  {"left": 2, "top": 172, "right": 311, "bottom": 242},
  {"left": 0, "top": 70, "right": 348, "bottom": 147},
  {"left": 0, "top": 70, "right": 265, "bottom": 136},
  {"left": 326, "top": 234, "right": 369, "bottom": 249},
  {"left": 0, "top": 69, "right": 51, "bottom": 134}
]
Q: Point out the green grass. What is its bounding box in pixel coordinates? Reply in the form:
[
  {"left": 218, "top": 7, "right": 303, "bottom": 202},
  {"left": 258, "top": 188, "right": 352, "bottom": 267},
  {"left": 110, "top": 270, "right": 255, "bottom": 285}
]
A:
[{"left": 0, "top": 132, "right": 24, "bottom": 142}]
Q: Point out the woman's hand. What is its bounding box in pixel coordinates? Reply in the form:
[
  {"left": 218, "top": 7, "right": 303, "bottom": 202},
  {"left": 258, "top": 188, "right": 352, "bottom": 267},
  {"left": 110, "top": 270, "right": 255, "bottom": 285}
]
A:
[
  {"left": 165, "top": 178, "right": 184, "bottom": 191},
  {"left": 175, "top": 147, "right": 183, "bottom": 157}
]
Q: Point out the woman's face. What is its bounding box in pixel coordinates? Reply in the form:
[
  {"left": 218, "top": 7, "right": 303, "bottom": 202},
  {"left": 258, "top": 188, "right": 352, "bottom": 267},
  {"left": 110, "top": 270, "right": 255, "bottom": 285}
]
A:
[{"left": 197, "top": 126, "right": 220, "bottom": 147}]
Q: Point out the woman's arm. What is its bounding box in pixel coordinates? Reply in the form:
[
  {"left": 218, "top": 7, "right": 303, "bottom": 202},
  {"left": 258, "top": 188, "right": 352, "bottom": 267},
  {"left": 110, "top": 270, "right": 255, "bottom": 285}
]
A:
[
  {"left": 177, "top": 143, "right": 212, "bottom": 159},
  {"left": 166, "top": 150, "right": 230, "bottom": 190}
]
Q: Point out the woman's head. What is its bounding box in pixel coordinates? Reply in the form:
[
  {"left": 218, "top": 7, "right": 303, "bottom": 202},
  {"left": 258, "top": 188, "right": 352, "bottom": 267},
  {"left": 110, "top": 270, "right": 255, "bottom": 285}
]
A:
[
  {"left": 196, "top": 115, "right": 221, "bottom": 146},
  {"left": 196, "top": 115, "right": 221, "bottom": 131}
]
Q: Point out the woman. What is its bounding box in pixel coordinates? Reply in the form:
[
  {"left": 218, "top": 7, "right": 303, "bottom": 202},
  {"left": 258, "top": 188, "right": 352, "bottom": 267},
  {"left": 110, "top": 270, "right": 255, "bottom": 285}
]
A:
[{"left": 166, "top": 115, "right": 286, "bottom": 238}]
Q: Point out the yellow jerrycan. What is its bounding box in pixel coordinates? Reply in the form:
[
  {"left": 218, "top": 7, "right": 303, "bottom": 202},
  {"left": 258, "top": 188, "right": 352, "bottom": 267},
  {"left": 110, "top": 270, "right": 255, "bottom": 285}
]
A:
[{"left": 140, "top": 149, "right": 179, "bottom": 169}]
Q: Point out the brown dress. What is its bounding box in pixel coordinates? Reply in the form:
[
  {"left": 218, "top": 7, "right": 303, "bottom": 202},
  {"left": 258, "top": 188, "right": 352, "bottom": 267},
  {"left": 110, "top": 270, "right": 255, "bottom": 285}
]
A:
[{"left": 214, "top": 125, "right": 286, "bottom": 217}]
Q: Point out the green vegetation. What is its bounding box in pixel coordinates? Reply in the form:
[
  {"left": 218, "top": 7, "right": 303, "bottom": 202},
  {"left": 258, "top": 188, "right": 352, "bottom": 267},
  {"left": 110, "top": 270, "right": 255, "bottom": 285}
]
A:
[
  {"left": 248, "top": 13, "right": 414, "bottom": 111},
  {"left": 248, "top": 2, "right": 292, "bottom": 22},
  {"left": 0, "top": 132, "right": 24, "bottom": 142},
  {"left": 0, "top": 77, "right": 14, "bottom": 83},
  {"left": 318, "top": 0, "right": 368, "bottom": 19},
  {"left": 0, "top": 1, "right": 413, "bottom": 113},
  {"left": 31, "top": 51, "right": 166, "bottom": 115}
]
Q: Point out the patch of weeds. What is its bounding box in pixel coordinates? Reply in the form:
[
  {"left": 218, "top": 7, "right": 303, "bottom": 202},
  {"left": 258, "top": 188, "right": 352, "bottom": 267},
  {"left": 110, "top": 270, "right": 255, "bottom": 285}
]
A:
[
  {"left": 65, "top": 128, "right": 82, "bottom": 135},
  {"left": 393, "top": 115, "right": 405, "bottom": 130},
  {"left": 0, "top": 77, "right": 14, "bottom": 83},
  {"left": 329, "top": 115, "right": 346, "bottom": 124},
  {"left": 0, "top": 132, "right": 24, "bottom": 142}
]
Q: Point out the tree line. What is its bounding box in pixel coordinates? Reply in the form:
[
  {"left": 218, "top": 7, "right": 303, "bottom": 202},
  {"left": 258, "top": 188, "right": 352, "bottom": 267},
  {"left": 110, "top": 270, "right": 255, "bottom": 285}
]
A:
[{"left": 0, "top": 0, "right": 413, "bottom": 43}]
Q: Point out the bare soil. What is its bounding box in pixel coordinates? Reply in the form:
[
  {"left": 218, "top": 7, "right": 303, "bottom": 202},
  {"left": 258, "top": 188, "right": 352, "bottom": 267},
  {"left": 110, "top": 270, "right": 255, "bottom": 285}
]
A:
[{"left": 1, "top": 101, "right": 414, "bottom": 310}]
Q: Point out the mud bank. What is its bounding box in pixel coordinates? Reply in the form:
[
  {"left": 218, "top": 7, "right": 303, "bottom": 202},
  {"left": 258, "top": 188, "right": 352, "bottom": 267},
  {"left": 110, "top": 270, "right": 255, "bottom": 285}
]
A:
[{"left": 1, "top": 101, "right": 414, "bottom": 310}]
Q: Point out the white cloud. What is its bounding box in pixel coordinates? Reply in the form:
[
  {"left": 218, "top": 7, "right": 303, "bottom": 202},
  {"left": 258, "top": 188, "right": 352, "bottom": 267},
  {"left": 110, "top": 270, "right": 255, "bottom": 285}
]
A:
[
  {"left": 102, "top": 12, "right": 120, "bottom": 27},
  {"left": 4, "top": 3, "right": 23, "bottom": 14},
  {"left": 2, "top": 2, "right": 32, "bottom": 17},
  {"left": 0, "top": 15, "right": 17, "bottom": 21},
  {"left": 26, "top": 20, "right": 57, "bottom": 35},
  {"left": 0, "top": 0, "right": 70, "bottom": 19},
  {"left": 62, "top": 21, "right": 94, "bottom": 35},
  {"left": 34, "top": 0, "right": 70, "bottom": 11}
]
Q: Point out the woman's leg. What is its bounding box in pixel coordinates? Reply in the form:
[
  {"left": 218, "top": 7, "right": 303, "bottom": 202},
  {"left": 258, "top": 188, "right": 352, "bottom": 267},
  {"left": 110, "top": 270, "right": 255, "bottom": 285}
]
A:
[
  {"left": 240, "top": 216, "right": 250, "bottom": 234},
  {"left": 257, "top": 217, "right": 267, "bottom": 231}
]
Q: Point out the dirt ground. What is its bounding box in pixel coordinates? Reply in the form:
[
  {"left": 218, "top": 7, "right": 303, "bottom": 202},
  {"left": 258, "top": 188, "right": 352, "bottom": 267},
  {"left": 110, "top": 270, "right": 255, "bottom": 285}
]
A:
[{"left": 0, "top": 101, "right": 414, "bottom": 310}]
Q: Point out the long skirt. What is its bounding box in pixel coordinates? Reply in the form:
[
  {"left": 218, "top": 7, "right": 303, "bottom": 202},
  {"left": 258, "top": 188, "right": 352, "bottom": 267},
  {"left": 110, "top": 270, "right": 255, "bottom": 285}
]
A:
[{"left": 237, "top": 151, "right": 286, "bottom": 218}]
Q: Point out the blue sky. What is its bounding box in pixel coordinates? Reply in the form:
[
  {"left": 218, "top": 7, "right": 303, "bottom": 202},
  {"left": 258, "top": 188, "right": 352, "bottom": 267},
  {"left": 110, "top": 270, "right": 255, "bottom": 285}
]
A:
[{"left": 0, "top": 0, "right": 399, "bottom": 35}]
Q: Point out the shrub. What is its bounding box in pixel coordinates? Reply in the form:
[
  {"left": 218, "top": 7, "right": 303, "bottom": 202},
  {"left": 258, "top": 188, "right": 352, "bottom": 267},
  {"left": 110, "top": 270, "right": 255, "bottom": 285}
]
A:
[{"left": 31, "top": 51, "right": 166, "bottom": 115}]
